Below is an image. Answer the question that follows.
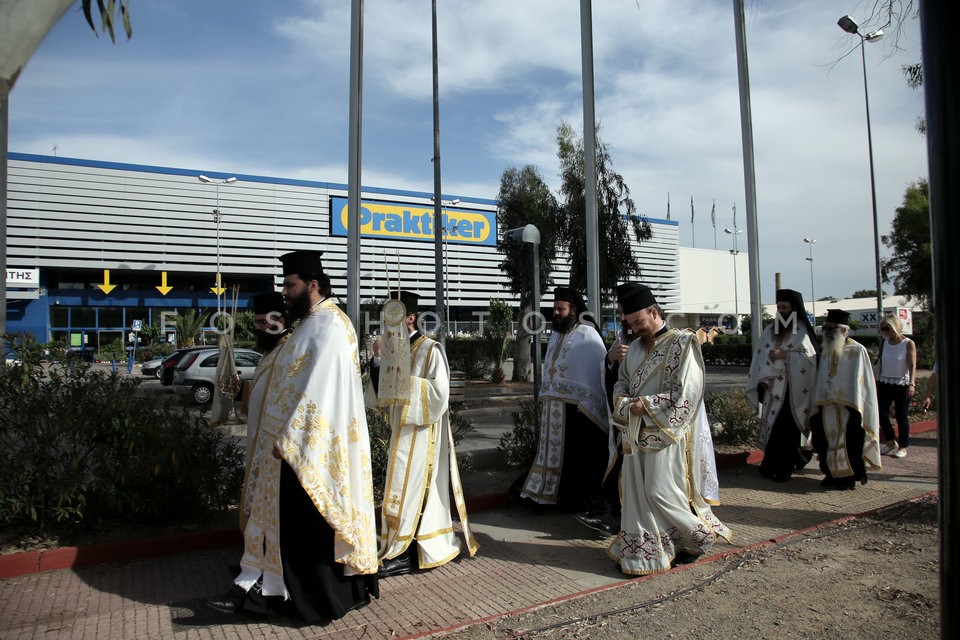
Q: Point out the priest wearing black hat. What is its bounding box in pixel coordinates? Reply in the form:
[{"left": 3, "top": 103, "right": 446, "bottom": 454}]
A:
[
  {"left": 207, "top": 250, "right": 379, "bottom": 623},
  {"left": 608, "top": 284, "right": 730, "bottom": 575},
  {"left": 368, "top": 290, "right": 478, "bottom": 578},
  {"left": 512, "top": 286, "right": 611, "bottom": 515},
  {"left": 745, "top": 289, "right": 819, "bottom": 483},
  {"left": 809, "top": 309, "right": 881, "bottom": 490}
]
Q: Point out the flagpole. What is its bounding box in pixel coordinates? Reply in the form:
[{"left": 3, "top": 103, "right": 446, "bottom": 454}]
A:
[
  {"left": 690, "top": 197, "right": 695, "bottom": 248},
  {"left": 712, "top": 199, "right": 717, "bottom": 250}
]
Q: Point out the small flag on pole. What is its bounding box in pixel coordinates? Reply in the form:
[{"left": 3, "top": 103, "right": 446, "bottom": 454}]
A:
[
  {"left": 690, "top": 196, "right": 694, "bottom": 224},
  {"left": 666, "top": 193, "right": 671, "bottom": 220},
  {"left": 711, "top": 200, "right": 716, "bottom": 228},
  {"left": 732, "top": 202, "right": 737, "bottom": 227}
]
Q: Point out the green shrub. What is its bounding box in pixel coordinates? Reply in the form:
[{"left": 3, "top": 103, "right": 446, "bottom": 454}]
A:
[
  {"left": 704, "top": 388, "right": 760, "bottom": 447},
  {"left": 700, "top": 342, "right": 753, "bottom": 366},
  {"left": 498, "top": 398, "right": 541, "bottom": 468},
  {"left": 447, "top": 336, "right": 491, "bottom": 379},
  {"left": 0, "top": 332, "right": 244, "bottom": 529}
]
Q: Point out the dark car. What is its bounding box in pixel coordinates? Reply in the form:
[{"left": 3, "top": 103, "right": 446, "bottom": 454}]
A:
[
  {"left": 140, "top": 355, "right": 167, "bottom": 378},
  {"left": 159, "top": 346, "right": 212, "bottom": 386}
]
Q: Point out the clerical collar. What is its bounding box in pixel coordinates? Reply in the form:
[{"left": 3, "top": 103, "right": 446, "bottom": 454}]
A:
[
  {"left": 409, "top": 330, "right": 421, "bottom": 344},
  {"left": 654, "top": 323, "right": 669, "bottom": 337}
]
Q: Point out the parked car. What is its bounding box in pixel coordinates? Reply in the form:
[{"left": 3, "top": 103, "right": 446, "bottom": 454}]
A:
[
  {"left": 140, "top": 355, "right": 167, "bottom": 379},
  {"left": 159, "top": 346, "right": 212, "bottom": 386},
  {"left": 172, "top": 348, "right": 262, "bottom": 405}
]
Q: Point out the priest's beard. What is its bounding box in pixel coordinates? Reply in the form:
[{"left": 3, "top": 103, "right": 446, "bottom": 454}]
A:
[
  {"left": 255, "top": 330, "right": 284, "bottom": 353},
  {"left": 287, "top": 289, "right": 313, "bottom": 323},
  {"left": 552, "top": 313, "right": 577, "bottom": 334},
  {"left": 821, "top": 327, "right": 845, "bottom": 362}
]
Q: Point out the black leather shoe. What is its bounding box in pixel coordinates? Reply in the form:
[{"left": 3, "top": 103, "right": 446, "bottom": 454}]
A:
[
  {"left": 206, "top": 591, "right": 241, "bottom": 614},
  {"left": 671, "top": 550, "right": 699, "bottom": 567},
  {"left": 574, "top": 512, "right": 616, "bottom": 535},
  {"left": 377, "top": 554, "right": 413, "bottom": 578}
]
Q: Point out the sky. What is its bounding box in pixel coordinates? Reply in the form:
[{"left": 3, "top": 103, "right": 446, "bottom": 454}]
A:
[{"left": 8, "top": 0, "right": 928, "bottom": 302}]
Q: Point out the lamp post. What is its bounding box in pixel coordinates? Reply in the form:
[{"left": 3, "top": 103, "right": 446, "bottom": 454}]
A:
[
  {"left": 724, "top": 225, "right": 743, "bottom": 331},
  {"left": 198, "top": 174, "right": 237, "bottom": 312},
  {"left": 838, "top": 14, "right": 885, "bottom": 329},
  {"left": 803, "top": 238, "right": 817, "bottom": 326},
  {"left": 433, "top": 197, "right": 460, "bottom": 332}
]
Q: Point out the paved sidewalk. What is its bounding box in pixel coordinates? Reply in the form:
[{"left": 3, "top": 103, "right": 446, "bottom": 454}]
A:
[{"left": 0, "top": 427, "right": 938, "bottom": 640}]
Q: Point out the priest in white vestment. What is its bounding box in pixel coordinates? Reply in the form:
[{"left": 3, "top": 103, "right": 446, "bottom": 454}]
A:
[
  {"left": 513, "top": 287, "right": 610, "bottom": 514},
  {"left": 368, "top": 290, "right": 478, "bottom": 577},
  {"left": 745, "top": 289, "right": 818, "bottom": 482},
  {"left": 207, "top": 251, "right": 379, "bottom": 624},
  {"left": 809, "top": 309, "right": 881, "bottom": 490},
  {"left": 608, "top": 284, "right": 731, "bottom": 576}
]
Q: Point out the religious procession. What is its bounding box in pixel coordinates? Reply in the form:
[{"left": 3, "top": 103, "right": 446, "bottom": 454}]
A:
[{"left": 199, "top": 249, "right": 896, "bottom": 626}]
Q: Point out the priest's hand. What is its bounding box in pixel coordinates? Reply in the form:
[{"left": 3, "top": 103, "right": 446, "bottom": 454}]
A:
[
  {"left": 607, "top": 337, "right": 628, "bottom": 364},
  {"left": 769, "top": 347, "right": 786, "bottom": 361},
  {"left": 629, "top": 399, "right": 647, "bottom": 416}
]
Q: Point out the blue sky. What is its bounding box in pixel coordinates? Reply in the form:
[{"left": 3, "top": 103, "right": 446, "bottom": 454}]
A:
[{"left": 9, "top": 0, "right": 927, "bottom": 301}]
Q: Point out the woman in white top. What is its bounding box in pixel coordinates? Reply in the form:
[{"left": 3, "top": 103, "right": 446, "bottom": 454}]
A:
[{"left": 876, "top": 314, "right": 917, "bottom": 458}]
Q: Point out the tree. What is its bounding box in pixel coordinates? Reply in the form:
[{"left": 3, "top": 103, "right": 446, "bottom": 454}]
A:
[
  {"left": 851, "top": 289, "right": 886, "bottom": 299},
  {"left": 483, "top": 299, "right": 513, "bottom": 384},
  {"left": 496, "top": 165, "right": 560, "bottom": 382},
  {"left": 882, "top": 179, "right": 931, "bottom": 309},
  {"left": 174, "top": 309, "right": 210, "bottom": 348},
  {"left": 555, "top": 122, "right": 652, "bottom": 305}
]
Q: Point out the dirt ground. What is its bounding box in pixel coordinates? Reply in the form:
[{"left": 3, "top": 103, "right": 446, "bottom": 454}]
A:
[{"left": 436, "top": 495, "right": 940, "bottom": 640}]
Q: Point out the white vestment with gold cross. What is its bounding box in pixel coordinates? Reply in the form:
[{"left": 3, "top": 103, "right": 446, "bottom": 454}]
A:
[
  {"left": 608, "top": 328, "right": 732, "bottom": 575},
  {"left": 236, "top": 298, "right": 378, "bottom": 599},
  {"left": 378, "top": 333, "right": 479, "bottom": 568}
]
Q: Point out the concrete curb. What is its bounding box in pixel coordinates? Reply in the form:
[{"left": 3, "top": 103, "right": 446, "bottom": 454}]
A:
[{"left": 0, "top": 419, "right": 937, "bottom": 581}]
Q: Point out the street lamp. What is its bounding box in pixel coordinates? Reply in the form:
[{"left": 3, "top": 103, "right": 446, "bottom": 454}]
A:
[
  {"left": 803, "top": 238, "right": 817, "bottom": 326},
  {"left": 837, "top": 14, "right": 885, "bottom": 329},
  {"left": 432, "top": 198, "right": 460, "bottom": 332},
  {"left": 724, "top": 225, "right": 743, "bottom": 332},
  {"left": 198, "top": 174, "right": 237, "bottom": 309}
]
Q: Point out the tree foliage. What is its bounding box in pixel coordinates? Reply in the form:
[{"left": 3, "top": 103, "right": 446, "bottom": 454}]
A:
[
  {"left": 555, "top": 122, "right": 652, "bottom": 304},
  {"left": 496, "top": 165, "right": 560, "bottom": 381},
  {"left": 851, "top": 289, "right": 885, "bottom": 299},
  {"left": 81, "top": 0, "right": 133, "bottom": 43},
  {"left": 882, "top": 179, "right": 931, "bottom": 309}
]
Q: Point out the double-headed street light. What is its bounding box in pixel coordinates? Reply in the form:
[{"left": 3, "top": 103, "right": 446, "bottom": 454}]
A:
[
  {"left": 724, "top": 225, "right": 744, "bottom": 331},
  {"left": 837, "top": 14, "right": 885, "bottom": 328},
  {"left": 198, "top": 174, "right": 237, "bottom": 307},
  {"left": 803, "top": 238, "right": 817, "bottom": 326}
]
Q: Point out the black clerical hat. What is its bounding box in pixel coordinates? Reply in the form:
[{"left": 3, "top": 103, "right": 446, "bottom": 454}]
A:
[
  {"left": 279, "top": 250, "right": 325, "bottom": 277},
  {"left": 553, "top": 286, "right": 585, "bottom": 311},
  {"left": 388, "top": 290, "right": 420, "bottom": 315},
  {"left": 617, "top": 282, "right": 656, "bottom": 314},
  {"left": 824, "top": 308, "right": 851, "bottom": 325}
]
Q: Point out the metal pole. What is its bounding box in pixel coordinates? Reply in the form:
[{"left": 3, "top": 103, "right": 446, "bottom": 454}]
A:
[
  {"left": 346, "top": 0, "right": 364, "bottom": 335},
  {"left": 579, "top": 0, "right": 600, "bottom": 319},
  {"left": 531, "top": 241, "right": 541, "bottom": 399},
  {"left": 732, "top": 0, "right": 763, "bottom": 346},
  {"left": 805, "top": 240, "right": 816, "bottom": 323},
  {"left": 431, "top": 0, "right": 445, "bottom": 345},
  {"left": 859, "top": 37, "right": 885, "bottom": 327},
  {"left": 1, "top": 79, "right": 9, "bottom": 336},
  {"left": 918, "top": 3, "right": 959, "bottom": 635}
]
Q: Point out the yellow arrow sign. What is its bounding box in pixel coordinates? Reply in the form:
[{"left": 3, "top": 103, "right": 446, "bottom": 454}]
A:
[
  {"left": 156, "top": 271, "right": 173, "bottom": 295},
  {"left": 210, "top": 272, "right": 225, "bottom": 296},
  {"left": 96, "top": 269, "right": 116, "bottom": 295}
]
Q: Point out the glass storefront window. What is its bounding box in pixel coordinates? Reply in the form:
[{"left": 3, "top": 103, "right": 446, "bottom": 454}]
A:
[
  {"left": 99, "top": 306, "right": 124, "bottom": 328},
  {"left": 50, "top": 306, "right": 69, "bottom": 327},
  {"left": 71, "top": 307, "right": 96, "bottom": 327}
]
